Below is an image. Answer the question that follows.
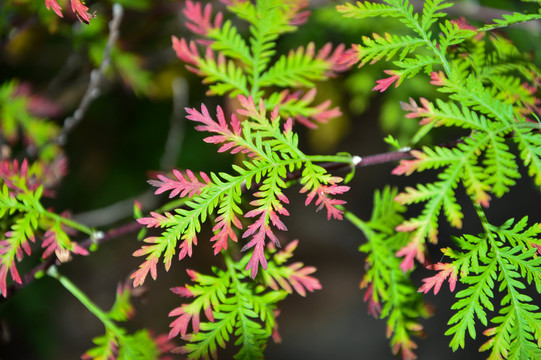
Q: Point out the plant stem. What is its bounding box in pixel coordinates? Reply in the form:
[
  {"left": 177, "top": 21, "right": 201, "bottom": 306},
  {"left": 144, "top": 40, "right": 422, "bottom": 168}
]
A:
[
  {"left": 305, "top": 154, "right": 353, "bottom": 163},
  {"left": 42, "top": 209, "right": 94, "bottom": 236},
  {"left": 47, "top": 266, "right": 122, "bottom": 337}
]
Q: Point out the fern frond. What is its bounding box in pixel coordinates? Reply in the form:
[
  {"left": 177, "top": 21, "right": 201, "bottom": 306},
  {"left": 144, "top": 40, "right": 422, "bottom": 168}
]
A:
[
  {"left": 345, "top": 187, "right": 426, "bottom": 360},
  {"left": 353, "top": 33, "right": 425, "bottom": 67},
  {"left": 173, "top": 1, "right": 350, "bottom": 125},
  {"left": 480, "top": 11, "right": 541, "bottom": 32},
  {"left": 209, "top": 20, "right": 252, "bottom": 66},
  {"left": 259, "top": 42, "right": 345, "bottom": 88},
  {"left": 265, "top": 89, "right": 342, "bottom": 128},
  {"left": 420, "top": 0, "right": 452, "bottom": 32},
  {"left": 513, "top": 126, "right": 541, "bottom": 187},
  {"left": 438, "top": 215, "right": 541, "bottom": 357},
  {"left": 134, "top": 97, "right": 350, "bottom": 285},
  {"left": 171, "top": 245, "right": 319, "bottom": 359},
  {"left": 336, "top": 2, "right": 401, "bottom": 19}
]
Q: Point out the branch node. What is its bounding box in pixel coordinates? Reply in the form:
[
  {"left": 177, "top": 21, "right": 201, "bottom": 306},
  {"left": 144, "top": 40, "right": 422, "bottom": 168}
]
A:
[{"left": 352, "top": 155, "right": 362, "bottom": 166}]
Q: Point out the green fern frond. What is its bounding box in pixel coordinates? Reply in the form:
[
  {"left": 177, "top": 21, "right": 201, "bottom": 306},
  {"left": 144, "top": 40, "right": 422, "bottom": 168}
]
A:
[
  {"left": 420, "top": 0, "right": 452, "bottom": 32},
  {"left": 170, "top": 244, "right": 320, "bottom": 359},
  {"left": 344, "top": 187, "right": 427, "bottom": 359},
  {"left": 480, "top": 11, "right": 541, "bottom": 32},
  {"left": 443, "top": 213, "right": 541, "bottom": 357},
  {"left": 208, "top": 20, "right": 253, "bottom": 67},
  {"left": 354, "top": 33, "right": 425, "bottom": 66},
  {"left": 133, "top": 97, "right": 351, "bottom": 285},
  {"left": 175, "top": 0, "right": 351, "bottom": 125},
  {"left": 336, "top": 2, "right": 401, "bottom": 19},
  {"left": 258, "top": 43, "right": 332, "bottom": 88}
]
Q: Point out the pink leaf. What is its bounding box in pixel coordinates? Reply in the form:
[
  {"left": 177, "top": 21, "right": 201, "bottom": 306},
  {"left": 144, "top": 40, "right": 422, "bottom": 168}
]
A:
[
  {"left": 317, "top": 43, "right": 353, "bottom": 74},
  {"left": 169, "top": 305, "right": 200, "bottom": 338},
  {"left": 44, "top": 0, "right": 63, "bottom": 17},
  {"left": 363, "top": 283, "right": 382, "bottom": 318},
  {"left": 392, "top": 150, "right": 426, "bottom": 176},
  {"left": 418, "top": 262, "right": 458, "bottom": 295},
  {"left": 286, "top": 263, "right": 321, "bottom": 297},
  {"left": 210, "top": 213, "right": 242, "bottom": 255},
  {"left": 396, "top": 239, "right": 424, "bottom": 272},
  {"left": 373, "top": 70, "right": 401, "bottom": 92},
  {"left": 429, "top": 71, "right": 447, "bottom": 86},
  {"left": 149, "top": 169, "right": 211, "bottom": 198},
  {"left": 71, "top": 0, "right": 91, "bottom": 24},
  {"left": 183, "top": 0, "right": 223, "bottom": 37},
  {"left": 137, "top": 212, "right": 173, "bottom": 228},
  {"left": 131, "top": 256, "right": 158, "bottom": 287},
  {"left": 304, "top": 184, "right": 349, "bottom": 220},
  {"left": 178, "top": 233, "right": 198, "bottom": 260},
  {"left": 172, "top": 36, "right": 201, "bottom": 69},
  {"left": 451, "top": 17, "right": 478, "bottom": 31}
]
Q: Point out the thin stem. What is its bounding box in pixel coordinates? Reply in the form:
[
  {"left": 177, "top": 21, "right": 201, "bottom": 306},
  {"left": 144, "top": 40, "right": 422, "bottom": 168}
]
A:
[
  {"left": 340, "top": 206, "right": 371, "bottom": 236},
  {"left": 47, "top": 266, "right": 122, "bottom": 336},
  {"left": 42, "top": 209, "right": 94, "bottom": 236},
  {"left": 305, "top": 154, "right": 353, "bottom": 164},
  {"left": 473, "top": 202, "right": 491, "bottom": 234}
]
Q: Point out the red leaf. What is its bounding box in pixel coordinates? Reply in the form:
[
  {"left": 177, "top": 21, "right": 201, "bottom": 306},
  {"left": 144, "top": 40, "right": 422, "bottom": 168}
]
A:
[
  {"left": 304, "top": 184, "right": 349, "bottom": 220},
  {"left": 183, "top": 0, "right": 223, "bottom": 37},
  {"left": 373, "top": 70, "right": 401, "bottom": 92},
  {"left": 131, "top": 257, "right": 158, "bottom": 287},
  {"left": 396, "top": 239, "right": 424, "bottom": 272},
  {"left": 44, "top": 0, "right": 63, "bottom": 17},
  {"left": 169, "top": 305, "right": 200, "bottom": 338},
  {"left": 172, "top": 36, "right": 201, "bottom": 69},
  {"left": 418, "top": 262, "right": 458, "bottom": 295},
  {"left": 286, "top": 263, "right": 321, "bottom": 297},
  {"left": 71, "top": 0, "right": 91, "bottom": 24},
  {"left": 429, "top": 71, "right": 447, "bottom": 86},
  {"left": 149, "top": 169, "right": 211, "bottom": 198}
]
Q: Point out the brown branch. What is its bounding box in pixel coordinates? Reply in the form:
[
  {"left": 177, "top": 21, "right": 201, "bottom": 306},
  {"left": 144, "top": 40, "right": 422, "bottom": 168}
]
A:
[{"left": 55, "top": 4, "right": 124, "bottom": 145}]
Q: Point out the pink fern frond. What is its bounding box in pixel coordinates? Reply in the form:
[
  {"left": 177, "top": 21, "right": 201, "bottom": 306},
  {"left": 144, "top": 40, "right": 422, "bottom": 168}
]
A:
[
  {"left": 131, "top": 256, "right": 158, "bottom": 287},
  {"left": 44, "top": 0, "right": 63, "bottom": 17},
  {"left": 169, "top": 305, "right": 201, "bottom": 338},
  {"left": 71, "top": 0, "right": 91, "bottom": 24},
  {"left": 286, "top": 263, "right": 321, "bottom": 297},
  {"left": 172, "top": 36, "right": 201, "bottom": 69},
  {"left": 241, "top": 209, "right": 287, "bottom": 278},
  {"left": 396, "top": 239, "right": 425, "bottom": 272},
  {"left": 178, "top": 231, "right": 198, "bottom": 260},
  {"left": 392, "top": 151, "right": 426, "bottom": 176},
  {"left": 304, "top": 184, "right": 349, "bottom": 220},
  {"left": 418, "top": 262, "right": 458, "bottom": 295},
  {"left": 429, "top": 71, "right": 447, "bottom": 86},
  {"left": 149, "top": 169, "right": 211, "bottom": 198},
  {"left": 373, "top": 70, "right": 401, "bottom": 92},
  {"left": 183, "top": 0, "right": 223, "bottom": 37},
  {"left": 210, "top": 212, "right": 242, "bottom": 254},
  {"left": 363, "top": 283, "right": 382, "bottom": 317},
  {"left": 137, "top": 212, "right": 175, "bottom": 228},
  {"left": 237, "top": 95, "right": 266, "bottom": 120},
  {"left": 317, "top": 43, "right": 353, "bottom": 74}
]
